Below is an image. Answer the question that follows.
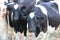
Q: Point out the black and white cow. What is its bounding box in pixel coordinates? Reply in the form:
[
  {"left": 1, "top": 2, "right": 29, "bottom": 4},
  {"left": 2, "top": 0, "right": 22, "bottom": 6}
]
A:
[
  {"left": 7, "top": 0, "right": 36, "bottom": 28},
  {"left": 6, "top": 2, "right": 28, "bottom": 40},
  {"left": 6, "top": 0, "right": 36, "bottom": 39},
  {"left": 28, "top": 1, "right": 59, "bottom": 40}
]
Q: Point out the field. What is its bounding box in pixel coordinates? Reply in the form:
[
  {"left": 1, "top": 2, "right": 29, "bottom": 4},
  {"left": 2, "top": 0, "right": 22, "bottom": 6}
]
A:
[{"left": 8, "top": 25, "right": 60, "bottom": 40}]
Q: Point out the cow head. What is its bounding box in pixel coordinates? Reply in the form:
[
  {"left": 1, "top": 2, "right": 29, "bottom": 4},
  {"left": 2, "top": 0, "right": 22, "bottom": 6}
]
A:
[
  {"left": 28, "top": 6, "right": 48, "bottom": 37},
  {"left": 6, "top": 2, "right": 28, "bottom": 21},
  {"left": 6, "top": 2, "right": 20, "bottom": 21}
]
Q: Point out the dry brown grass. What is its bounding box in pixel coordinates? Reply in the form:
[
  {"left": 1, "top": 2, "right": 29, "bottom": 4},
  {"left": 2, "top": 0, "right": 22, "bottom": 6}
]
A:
[{"left": 8, "top": 25, "right": 60, "bottom": 40}]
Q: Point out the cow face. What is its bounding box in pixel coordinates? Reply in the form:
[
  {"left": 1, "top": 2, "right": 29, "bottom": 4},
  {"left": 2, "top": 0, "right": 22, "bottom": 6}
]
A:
[
  {"left": 5, "top": 2, "right": 20, "bottom": 27},
  {"left": 28, "top": 12, "right": 36, "bottom": 32},
  {"left": 28, "top": 5, "right": 48, "bottom": 37},
  {"left": 6, "top": 2, "right": 20, "bottom": 18},
  {"left": 6, "top": 2, "right": 28, "bottom": 21}
]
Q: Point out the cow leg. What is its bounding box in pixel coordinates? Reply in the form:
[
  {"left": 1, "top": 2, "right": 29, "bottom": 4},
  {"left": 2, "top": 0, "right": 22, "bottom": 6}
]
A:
[
  {"left": 47, "top": 25, "right": 55, "bottom": 40},
  {"left": 13, "top": 13, "right": 20, "bottom": 40},
  {"left": 14, "top": 29, "right": 20, "bottom": 40},
  {"left": 41, "top": 26, "right": 47, "bottom": 40},
  {"left": 24, "top": 31, "right": 27, "bottom": 40},
  {"left": 15, "top": 32, "right": 20, "bottom": 40},
  {"left": 14, "top": 26, "right": 20, "bottom": 40},
  {"left": 23, "top": 26, "right": 27, "bottom": 40},
  {"left": 21, "top": 21, "right": 27, "bottom": 40}
]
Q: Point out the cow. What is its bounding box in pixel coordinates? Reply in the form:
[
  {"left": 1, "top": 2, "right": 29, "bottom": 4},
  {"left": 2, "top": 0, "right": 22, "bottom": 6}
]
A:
[
  {"left": 5, "top": 0, "right": 36, "bottom": 39},
  {"left": 7, "top": 0, "right": 36, "bottom": 30},
  {"left": 5, "top": 2, "right": 27, "bottom": 40},
  {"left": 27, "top": 1, "right": 59, "bottom": 40}
]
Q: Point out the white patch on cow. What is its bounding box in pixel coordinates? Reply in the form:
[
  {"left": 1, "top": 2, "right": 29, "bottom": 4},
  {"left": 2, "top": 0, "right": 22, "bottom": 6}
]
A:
[
  {"left": 27, "top": 23, "right": 28, "bottom": 28},
  {"left": 35, "top": 5, "right": 47, "bottom": 16},
  {"left": 29, "top": 12, "right": 35, "bottom": 19},
  {"left": 7, "top": 2, "right": 14, "bottom": 5},
  {"left": 14, "top": 4, "right": 19, "bottom": 10},
  {"left": 11, "top": 12, "right": 13, "bottom": 21},
  {"left": 15, "top": 33, "right": 20, "bottom": 40},
  {"left": 24, "top": 36, "right": 27, "bottom": 40},
  {"left": 47, "top": 25, "right": 55, "bottom": 33}
]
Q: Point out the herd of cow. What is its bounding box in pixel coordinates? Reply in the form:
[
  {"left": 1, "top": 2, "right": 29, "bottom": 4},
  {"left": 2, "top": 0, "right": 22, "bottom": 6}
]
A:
[{"left": 1, "top": 0, "right": 60, "bottom": 40}]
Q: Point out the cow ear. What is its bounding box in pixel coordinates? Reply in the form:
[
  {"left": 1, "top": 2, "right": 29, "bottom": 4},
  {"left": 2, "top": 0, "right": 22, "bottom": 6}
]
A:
[{"left": 5, "top": 2, "right": 14, "bottom": 10}]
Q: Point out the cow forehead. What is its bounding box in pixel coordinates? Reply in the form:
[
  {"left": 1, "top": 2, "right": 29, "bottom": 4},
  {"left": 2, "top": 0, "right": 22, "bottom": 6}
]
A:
[
  {"left": 14, "top": 4, "right": 19, "bottom": 10},
  {"left": 35, "top": 4, "right": 47, "bottom": 16}
]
